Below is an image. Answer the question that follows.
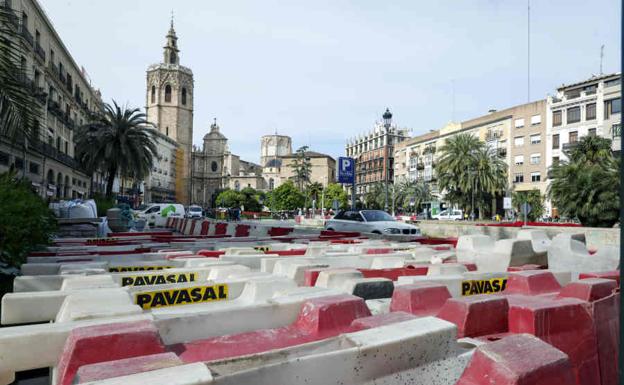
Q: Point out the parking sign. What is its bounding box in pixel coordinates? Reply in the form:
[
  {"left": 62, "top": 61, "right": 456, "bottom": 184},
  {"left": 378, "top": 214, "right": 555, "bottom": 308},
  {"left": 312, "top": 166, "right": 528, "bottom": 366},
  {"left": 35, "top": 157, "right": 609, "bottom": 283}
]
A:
[{"left": 338, "top": 157, "right": 355, "bottom": 184}]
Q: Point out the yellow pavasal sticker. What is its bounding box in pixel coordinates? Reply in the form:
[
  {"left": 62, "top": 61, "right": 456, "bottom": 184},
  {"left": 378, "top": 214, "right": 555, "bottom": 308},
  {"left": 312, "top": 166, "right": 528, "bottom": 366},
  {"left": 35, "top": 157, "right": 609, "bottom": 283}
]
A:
[
  {"left": 253, "top": 246, "right": 271, "bottom": 252},
  {"left": 109, "top": 266, "right": 175, "bottom": 273},
  {"left": 134, "top": 284, "right": 228, "bottom": 310},
  {"left": 461, "top": 278, "right": 507, "bottom": 296},
  {"left": 121, "top": 272, "right": 196, "bottom": 287}
]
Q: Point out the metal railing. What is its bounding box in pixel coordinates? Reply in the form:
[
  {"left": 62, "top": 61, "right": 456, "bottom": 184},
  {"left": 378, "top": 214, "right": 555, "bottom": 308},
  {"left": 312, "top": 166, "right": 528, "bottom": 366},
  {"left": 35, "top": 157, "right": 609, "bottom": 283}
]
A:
[
  {"left": 19, "top": 24, "right": 33, "bottom": 46},
  {"left": 28, "top": 139, "right": 86, "bottom": 172},
  {"left": 34, "top": 42, "right": 45, "bottom": 61},
  {"left": 1, "top": 3, "right": 19, "bottom": 28}
]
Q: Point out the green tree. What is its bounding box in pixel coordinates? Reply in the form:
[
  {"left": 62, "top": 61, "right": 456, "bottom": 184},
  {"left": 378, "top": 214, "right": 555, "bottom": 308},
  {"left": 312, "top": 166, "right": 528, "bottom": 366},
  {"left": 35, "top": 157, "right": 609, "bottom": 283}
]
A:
[
  {"left": 305, "top": 182, "right": 323, "bottom": 207},
  {"left": 266, "top": 180, "right": 305, "bottom": 211},
  {"left": 215, "top": 189, "right": 242, "bottom": 208},
  {"left": 0, "top": 7, "right": 40, "bottom": 140},
  {"left": 75, "top": 101, "right": 158, "bottom": 198},
  {"left": 291, "top": 146, "right": 312, "bottom": 191},
  {"left": 436, "top": 133, "right": 507, "bottom": 218},
  {"left": 512, "top": 189, "right": 544, "bottom": 221},
  {"left": 393, "top": 177, "right": 432, "bottom": 213},
  {"left": 548, "top": 136, "right": 619, "bottom": 227},
  {"left": 0, "top": 171, "right": 57, "bottom": 268},
  {"left": 324, "top": 183, "right": 349, "bottom": 209},
  {"left": 363, "top": 182, "right": 385, "bottom": 209},
  {"left": 239, "top": 187, "right": 262, "bottom": 212}
]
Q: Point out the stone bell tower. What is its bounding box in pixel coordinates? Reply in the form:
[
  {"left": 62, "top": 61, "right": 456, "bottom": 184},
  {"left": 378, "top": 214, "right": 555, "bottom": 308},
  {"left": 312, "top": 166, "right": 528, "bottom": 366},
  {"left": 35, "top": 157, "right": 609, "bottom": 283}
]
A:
[{"left": 145, "top": 18, "right": 194, "bottom": 204}]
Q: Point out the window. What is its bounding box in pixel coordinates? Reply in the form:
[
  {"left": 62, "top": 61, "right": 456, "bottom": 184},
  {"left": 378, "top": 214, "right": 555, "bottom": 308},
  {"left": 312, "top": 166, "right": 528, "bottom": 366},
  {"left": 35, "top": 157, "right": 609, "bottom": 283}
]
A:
[
  {"left": 0, "top": 151, "right": 8, "bottom": 165},
  {"left": 569, "top": 131, "right": 578, "bottom": 143},
  {"left": 604, "top": 98, "right": 621, "bottom": 119},
  {"left": 35, "top": 30, "right": 40, "bottom": 44},
  {"left": 56, "top": 137, "right": 61, "bottom": 151},
  {"left": 64, "top": 141, "right": 68, "bottom": 154},
  {"left": 552, "top": 134, "right": 560, "bottom": 149},
  {"left": 211, "top": 161, "right": 218, "bottom": 172},
  {"left": 145, "top": 206, "right": 160, "bottom": 214},
  {"left": 530, "top": 134, "right": 541, "bottom": 145},
  {"left": 164, "top": 85, "right": 172, "bottom": 102},
  {"left": 514, "top": 173, "right": 524, "bottom": 183},
  {"left": 151, "top": 86, "right": 155, "bottom": 103},
  {"left": 530, "top": 153, "right": 541, "bottom": 164},
  {"left": 612, "top": 123, "right": 621, "bottom": 138},
  {"left": 166, "top": 126, "right": 169, "bottom": 136},
  {"left": 14, "top": 158, "right": 24, "bottom": 170},
  {"left": 29, "top": 162, "right": 40, "bottom": 174},
  {"left": 567, "top": 106, "right": 581, "bottom": 123},
  {"left": 553, "top": 110, "right": 562, "bottom": 126},
  {"left": 553, "top": 156, "right": 560, "bottom": 166},
  {"left": 514, "top": 118, "right": 525, "bottom": 128},
  {"left": 605, "top": 78, "right": 621, "bottom": 88},
  {"left": 586, "top": 103, "right": 596, "bottom": 120},
  {"left": 588, "top": 128, "right": 596, "bottom": 137},
  {"left": 514, "top": 136, "right": 524, "bottom": 147},
  {"left": 530, "top": 115, "right": 541, "bottom": 125},
  {"left": 531, "top": 172, "right": 541, "bottom": 182},
  {"left": 181, "top": 88, "right": 187, "bottom": 105},
  {"left": 514, "top": 155, "right": 524, "bottom": 165},
  {"left": 170, "top": 52, "right": 176, "bottom": 64}
]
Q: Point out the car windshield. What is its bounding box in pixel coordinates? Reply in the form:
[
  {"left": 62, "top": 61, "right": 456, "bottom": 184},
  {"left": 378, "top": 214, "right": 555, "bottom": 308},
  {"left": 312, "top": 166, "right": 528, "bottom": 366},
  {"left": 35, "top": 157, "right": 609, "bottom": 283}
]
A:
[
  {"left": 361, "top": 210, "right": 395, "bottom": 222},
  {"left": 189, "top": 207, "right": 202, "bottom": 212}
]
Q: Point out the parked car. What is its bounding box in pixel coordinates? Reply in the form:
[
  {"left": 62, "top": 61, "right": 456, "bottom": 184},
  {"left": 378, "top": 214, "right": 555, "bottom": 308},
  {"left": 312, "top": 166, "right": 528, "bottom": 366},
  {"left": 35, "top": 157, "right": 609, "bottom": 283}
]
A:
[
  {"left": 432, "top": 209, "right": 463, "bottom": 221},
  {"left": 324, "top": 209, "right": 421, "bottom": 235},
  {"left": 186, "top": 205, "right": 203, "bottom": 218},
  {"left": 134, "top": 203, "right": 184, "bottom": 227}
]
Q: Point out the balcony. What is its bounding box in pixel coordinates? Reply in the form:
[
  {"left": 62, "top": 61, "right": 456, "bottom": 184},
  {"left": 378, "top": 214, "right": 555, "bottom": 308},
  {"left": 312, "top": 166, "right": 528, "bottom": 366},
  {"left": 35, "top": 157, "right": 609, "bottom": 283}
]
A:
[
  {"left": 1, "top": 3, "right": 18, "bottom": 29},
  {"left": 497, "top": 149, "right": 507, "bottom": 157},
  {"left": 417, "top": 162, "right": 425, "bottom": 170},
  {"left": 28, "top": 139, "right": 86, "bottom": 173},
  {"left": 47, "top": 61, "right": 59, "bottom": 76},
  {"left": 486, "top": 132, "right": 502, "bottom": 141},
  {"left": 562, "top": 142, "right": 579, "bottom": 151},
  {"left": 612, "top": 124, "right": 621, "bottom": 139},
  {"left": 34, "top": 42, "right": 46, "bottom": 62},
  {"left": 19, "top": 24, "right": 33, "bottom": 47}
]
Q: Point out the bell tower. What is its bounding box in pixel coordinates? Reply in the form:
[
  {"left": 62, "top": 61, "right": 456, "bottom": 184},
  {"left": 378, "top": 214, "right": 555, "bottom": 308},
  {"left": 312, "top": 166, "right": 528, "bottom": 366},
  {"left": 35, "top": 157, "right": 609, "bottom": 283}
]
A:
[{"left": 145, "top": 18, "right": 194, "bottom": 204}]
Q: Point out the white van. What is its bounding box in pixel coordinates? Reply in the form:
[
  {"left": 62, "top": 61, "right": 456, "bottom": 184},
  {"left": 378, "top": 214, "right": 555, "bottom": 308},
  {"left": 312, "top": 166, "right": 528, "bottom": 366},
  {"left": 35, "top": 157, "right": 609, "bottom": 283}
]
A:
[
  {"left": 135, "top": 203, "right": 184, "bottom": 227},
  {"left": 432, "top": 209, "right": 463, "bottom": 221}
]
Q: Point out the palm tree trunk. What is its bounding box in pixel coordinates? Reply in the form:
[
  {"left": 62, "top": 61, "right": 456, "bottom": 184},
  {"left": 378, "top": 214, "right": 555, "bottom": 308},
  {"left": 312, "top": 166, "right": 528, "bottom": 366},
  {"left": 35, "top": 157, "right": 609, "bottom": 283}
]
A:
[{"left": 106, "top": 164, "right": 117, "bottom": 198}]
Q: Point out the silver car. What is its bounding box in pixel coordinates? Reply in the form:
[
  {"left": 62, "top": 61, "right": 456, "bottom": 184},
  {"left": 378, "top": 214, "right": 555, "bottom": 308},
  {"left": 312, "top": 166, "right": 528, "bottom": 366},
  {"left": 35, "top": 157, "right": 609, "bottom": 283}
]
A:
[{"left": 325, "top": 210, "right": 421, "bottom": 236}]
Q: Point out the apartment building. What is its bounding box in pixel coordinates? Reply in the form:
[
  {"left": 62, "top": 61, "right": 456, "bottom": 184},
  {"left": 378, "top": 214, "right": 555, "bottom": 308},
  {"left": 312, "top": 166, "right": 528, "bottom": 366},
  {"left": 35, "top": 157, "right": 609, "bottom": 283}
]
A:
[
  {"left": 345, "top": 109, "right": 409, "bottom": 200},
  {"left": 466, "top": 100, "right": 547, "bottom": 195},
  {"left": 393, "top": 101, "right": 547, "bottom": 214},
  {"left": 0, "top": 0, "right": 103, "bottom": 199},
  {"left": 279, "top": 151, "right": 336, "bottom": 188},
  {"left": 545, "top": 73, "right": 621, "bottom": 216}
]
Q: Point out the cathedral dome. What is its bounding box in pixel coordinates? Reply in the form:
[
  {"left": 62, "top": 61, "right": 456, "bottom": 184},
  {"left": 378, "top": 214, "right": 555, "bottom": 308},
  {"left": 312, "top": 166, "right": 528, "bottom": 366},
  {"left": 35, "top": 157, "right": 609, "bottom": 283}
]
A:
[{"left": 203, "top": 119, "right": 227, "bottom": 140}]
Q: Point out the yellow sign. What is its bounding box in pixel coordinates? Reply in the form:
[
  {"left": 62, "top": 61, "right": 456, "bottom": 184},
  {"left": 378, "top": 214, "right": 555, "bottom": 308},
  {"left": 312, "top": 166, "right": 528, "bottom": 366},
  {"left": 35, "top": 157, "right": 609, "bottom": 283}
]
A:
[
  {"left": 253, "top": 246, "right": 271, "bottom": 252},
  {"left": 121, "top": 272, "right": 196, "bottom": 287},
  {"left": 109, "top": 266, "right": 175, "bottom": 273},
  {"left": 134, "top": 284, "right": 229, "bottom": 310},
  {"left": 461, "top": 278, "right": 507, "bottom": 296}
]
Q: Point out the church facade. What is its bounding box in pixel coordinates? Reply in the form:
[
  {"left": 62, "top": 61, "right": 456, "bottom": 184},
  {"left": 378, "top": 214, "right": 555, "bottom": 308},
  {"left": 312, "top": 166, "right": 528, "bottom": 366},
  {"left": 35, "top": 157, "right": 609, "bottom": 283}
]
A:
[{"left": 144, "top": 21, "right": 194, "bottom": 204}]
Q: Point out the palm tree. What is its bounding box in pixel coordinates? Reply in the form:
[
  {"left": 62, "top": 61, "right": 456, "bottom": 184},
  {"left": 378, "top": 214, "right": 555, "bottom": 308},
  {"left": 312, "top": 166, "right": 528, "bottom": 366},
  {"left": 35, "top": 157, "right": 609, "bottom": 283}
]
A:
[
  {"left": 75, "top": 101, "right": 158, "bottom": 197},
  {"left": 306, "top": 181, "right": 323, "bottom": 205},
  {"left": 436, "top": 133, "right": 482, "bottom": 213},
  {"left": 548, "top": 136, "right": 619, "bottom": 227},
  {"left": 364, "top": 182, "right": 385, "bottom": 209},
  {"left": 436, "top": 133, "right": 507, "bottom": 218},
  {"left": 0, "top": 7, "right": 40, "bottom": 142},
  {"left": 472, "top": 146, "right": 507, "bottom": 218},
  {"left": 394, "top": 178, "right": 432, "bottom": 213}
]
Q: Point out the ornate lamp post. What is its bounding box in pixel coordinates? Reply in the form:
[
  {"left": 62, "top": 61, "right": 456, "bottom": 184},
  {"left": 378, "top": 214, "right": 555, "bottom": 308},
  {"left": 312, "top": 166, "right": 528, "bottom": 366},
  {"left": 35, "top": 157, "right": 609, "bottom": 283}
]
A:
[{"left": 382, "top": 108, "right": 392, "bottom": 212}]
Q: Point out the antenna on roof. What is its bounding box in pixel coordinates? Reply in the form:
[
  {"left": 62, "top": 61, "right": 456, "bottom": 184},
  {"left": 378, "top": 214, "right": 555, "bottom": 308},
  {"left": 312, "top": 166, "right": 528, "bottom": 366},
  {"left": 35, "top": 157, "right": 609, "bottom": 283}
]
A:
[{"left": 600, "top": 44, "right": 604, "bottom": 75}]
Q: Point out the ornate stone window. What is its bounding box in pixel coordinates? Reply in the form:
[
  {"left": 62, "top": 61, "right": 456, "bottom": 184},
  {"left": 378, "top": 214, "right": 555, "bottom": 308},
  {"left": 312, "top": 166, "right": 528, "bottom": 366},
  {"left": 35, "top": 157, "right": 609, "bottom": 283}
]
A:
[
  {"left": 151, "top": 86, "right": 155, "bottom": 103},
  {"left": 164, "top": 85, "right": 172, "bottom": 102},
  {"left": 211, "top": 161, "right": 218, "bottom": 172},
  {"left": 181, "top": 87, "right": 187, "bottom": 105}
]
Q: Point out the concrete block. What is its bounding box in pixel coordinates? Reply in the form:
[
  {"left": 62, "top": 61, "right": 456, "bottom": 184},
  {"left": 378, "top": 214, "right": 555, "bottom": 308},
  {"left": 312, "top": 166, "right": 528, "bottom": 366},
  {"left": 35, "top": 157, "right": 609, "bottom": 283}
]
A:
[
  {"left": 397, "top": 274, "right": 464, "bottom": 298},
  {"left": 77, "top": 363, "right": 212, "bottom": 385},
  {"left": 504, "top": 271, "right": 561, "bottom": 296},
  {"left": 389, "top": 283, "right": 451, "bottom": 316},
  {"left": 456, "top": 235, "right": 495, "bottom": 263},
  {"left": 427, "top": 263, "right": 467, "bottom": 276},
  {"left": 437, "top": 295, "right": 509, "bottom": 338},
  {"left": 342, "top": 278, "right": 394, "bottom": 300},
  {"left": 74, "top": 352, "right": 182, "bottom": 384},
  {"left": 517, "top": 229, "right": 551, "bottom": 254},
  {"left": 456, "top": 333, "right": 576, "bottom": 385},
  {"left": 314, "top": 269, "right": 363, "bottom": 289}
]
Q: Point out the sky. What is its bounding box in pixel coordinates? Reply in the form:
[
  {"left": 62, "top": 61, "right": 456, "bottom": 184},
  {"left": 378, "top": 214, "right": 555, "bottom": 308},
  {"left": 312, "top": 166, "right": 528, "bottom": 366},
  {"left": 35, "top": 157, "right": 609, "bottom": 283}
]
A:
[{"left": 42, "top": 0, "right": 620, "bottom": 164}]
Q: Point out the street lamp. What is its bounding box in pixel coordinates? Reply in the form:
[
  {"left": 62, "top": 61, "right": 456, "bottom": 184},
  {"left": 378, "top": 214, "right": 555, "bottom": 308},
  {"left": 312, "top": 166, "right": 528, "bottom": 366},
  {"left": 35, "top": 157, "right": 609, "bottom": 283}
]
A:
[{"left": 383, "top": 108, "right": 392, "bottom": 212}]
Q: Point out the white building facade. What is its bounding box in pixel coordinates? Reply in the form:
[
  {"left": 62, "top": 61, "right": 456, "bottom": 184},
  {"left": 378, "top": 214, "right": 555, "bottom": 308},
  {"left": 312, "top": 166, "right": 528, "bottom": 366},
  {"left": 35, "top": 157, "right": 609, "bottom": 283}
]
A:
[{"left": 545, "top": 73, "right": 621, "bottom": 216}]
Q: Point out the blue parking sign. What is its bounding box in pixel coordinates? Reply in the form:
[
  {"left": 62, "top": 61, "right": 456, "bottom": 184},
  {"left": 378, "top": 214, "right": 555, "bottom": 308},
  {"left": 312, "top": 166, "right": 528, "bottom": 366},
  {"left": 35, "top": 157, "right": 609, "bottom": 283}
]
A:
[{"left": 338, "top": 157, "right": 355, "bottom": 184}]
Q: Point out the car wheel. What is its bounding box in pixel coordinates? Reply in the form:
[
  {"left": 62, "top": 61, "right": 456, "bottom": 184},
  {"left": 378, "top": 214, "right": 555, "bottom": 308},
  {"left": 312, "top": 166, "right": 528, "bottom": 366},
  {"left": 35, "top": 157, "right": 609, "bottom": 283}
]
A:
[
  {"left": 326, "top": 228, "right": 334, "bottom": 231},
  {"left": 372, "top": 230, "right": 382, "bottom": 235}
]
